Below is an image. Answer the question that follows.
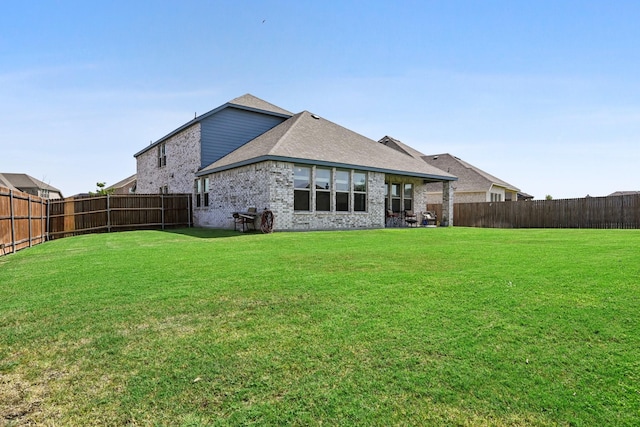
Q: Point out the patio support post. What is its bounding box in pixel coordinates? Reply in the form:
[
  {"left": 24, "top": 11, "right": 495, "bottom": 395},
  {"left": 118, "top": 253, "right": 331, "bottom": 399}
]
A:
[{"left": 442, "top": 181, "right": 454, "bottom": 227}]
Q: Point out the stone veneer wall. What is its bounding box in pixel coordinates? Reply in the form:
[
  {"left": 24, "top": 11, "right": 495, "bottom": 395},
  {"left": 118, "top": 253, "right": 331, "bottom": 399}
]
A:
[
  {"left": 136, "top": 124, "right": 201, "bottom": 194},
  {"left": 194, "top": 161, "right": 389, "bottom": 231},
  {"left": 194, "top": 162, "right": 272, "bottom": 229}
]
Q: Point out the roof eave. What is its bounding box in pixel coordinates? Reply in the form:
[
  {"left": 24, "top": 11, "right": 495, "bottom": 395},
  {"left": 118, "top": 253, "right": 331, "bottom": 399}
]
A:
[{"left": 197, "top": 156, "right": 458, "bottom": 181}]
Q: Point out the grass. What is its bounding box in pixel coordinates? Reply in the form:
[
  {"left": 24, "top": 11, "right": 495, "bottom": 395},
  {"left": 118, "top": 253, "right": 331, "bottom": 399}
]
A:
[{"left": 1, "top": 227, "right": 639, "bottom": 426}]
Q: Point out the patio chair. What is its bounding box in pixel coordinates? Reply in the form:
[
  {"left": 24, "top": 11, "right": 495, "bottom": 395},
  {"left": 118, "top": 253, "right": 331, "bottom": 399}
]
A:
[
  {"left": 404, "top": 210, "right": 418, "bottom": 227},
  {"left": 422, "top": 211, "right": 437, "bottom": 227},
  {"left": 386, "top": 209, "right": 400, "bottom": 227}
]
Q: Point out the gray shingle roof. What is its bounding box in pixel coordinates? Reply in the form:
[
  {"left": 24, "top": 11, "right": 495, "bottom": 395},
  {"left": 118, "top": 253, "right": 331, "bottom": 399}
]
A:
[
  {"left": 378, "top": 135, "right": 428, "bottom": 160},
  {"left": 0, "top": 173, "right": 62, "bottom": 193},
  {"left": 198, "top": 112, "right": 457, "bottom": 180},
  {"left": 422, "top": 154, "right": 520, "bottom": 192},
  {"left": 105, "top": 174, "right": 137, "bottom": 191},
  {"left": 228, "top": 94, "right": 293, "bottom": 116}
]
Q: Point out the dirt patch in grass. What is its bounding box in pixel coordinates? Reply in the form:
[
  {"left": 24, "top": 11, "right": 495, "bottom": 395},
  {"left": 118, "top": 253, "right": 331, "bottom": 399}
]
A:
[{"left": 0, "top": 372, "right": 51, "bottom": 425}]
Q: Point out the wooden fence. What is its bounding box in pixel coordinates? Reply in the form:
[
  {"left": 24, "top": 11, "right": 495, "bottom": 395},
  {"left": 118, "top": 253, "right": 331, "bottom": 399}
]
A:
[
  {"left": 48, "top": 194, "right": 192, "bottom": 239},
  {"left": 429, "top": 194, "right": 640, "bottom": 229},
  {"left": 0, "top": 186, "right": 48, "bottom": 255}
]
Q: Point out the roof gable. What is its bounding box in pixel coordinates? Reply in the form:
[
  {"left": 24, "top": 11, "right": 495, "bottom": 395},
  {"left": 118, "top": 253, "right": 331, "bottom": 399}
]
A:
[
  {"left": 198, "top": 112, "right": 456, "bottom": 180},
  {"left": 228, "top": 94, "right": 293, "bottom": 116},
  {"left": 105, "top": 174, "right": 137, "bottom": 190},
  {"left": 422, "top": 154, "right": 519, "bottom": 192},
  {"left": 134, "top": 94, "right": 292, "bottom": 158},
  {"left": 378, "top": 135, "right": 428, "bottom": 160}
]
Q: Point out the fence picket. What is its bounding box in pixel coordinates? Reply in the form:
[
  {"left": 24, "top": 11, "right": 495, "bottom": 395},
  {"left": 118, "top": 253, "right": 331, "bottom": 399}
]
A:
[
  {"left": 428, "top": 194, "right": 640, "bottom": 229},
  {"left": 1, "top": 188, "right": 192, "bottom": 255}
]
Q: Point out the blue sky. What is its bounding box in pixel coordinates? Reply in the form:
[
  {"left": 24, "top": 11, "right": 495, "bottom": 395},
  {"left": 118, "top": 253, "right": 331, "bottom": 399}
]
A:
[{"left": 1, "top": 1, "right": 638, "bottom": 198}]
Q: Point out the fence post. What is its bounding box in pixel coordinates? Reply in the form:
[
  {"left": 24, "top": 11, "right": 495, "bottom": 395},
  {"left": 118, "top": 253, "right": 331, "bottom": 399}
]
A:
[
  {"left": 161, "top": 193, "right": 165, "bottom": 230},
  {"left": 107, "top": 194, "right": 111, "bottom": 233},
  {"left": 46, "top": 198, "right": 50, "bottom": 241},
  {"left": 9, "top": 189, "right": 16, "bottom": 254},
  {"left": 187, "top": 194, "right": 192, "bottom": 228},
  {"left": 28, "top": 195, "right": 32, "bottom": 248}
]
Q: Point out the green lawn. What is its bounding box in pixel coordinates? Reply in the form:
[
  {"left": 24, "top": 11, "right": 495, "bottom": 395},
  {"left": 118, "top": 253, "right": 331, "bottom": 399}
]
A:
[{"left": 1, "top": 227, "right": 639, "bottom": 426}]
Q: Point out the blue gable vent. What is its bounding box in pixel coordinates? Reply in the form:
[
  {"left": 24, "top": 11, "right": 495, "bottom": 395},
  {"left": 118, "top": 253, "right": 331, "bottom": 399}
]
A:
[{"left": 200, "top": 107, "right": 287, "bottom": 168}]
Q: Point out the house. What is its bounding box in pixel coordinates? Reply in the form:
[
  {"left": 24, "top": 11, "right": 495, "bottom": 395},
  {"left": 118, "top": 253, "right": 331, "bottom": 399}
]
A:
[
  {"left": 608, "top": 191, "right": 640, "bottom": 197},
  {"left": 518, "top": 192, "right": 534, "bottom": 201},
  {"left": 105, "top": 174, "right": 137, "bottom": 194},
  {"left": 0, "top": 173, "right": 64, "bottom": 199},
  {"left": 135, "top": 94, "right": 457, "bottom": 231},
  {"left": 379, "top": 136, "right": 521, "bottom": 203}
]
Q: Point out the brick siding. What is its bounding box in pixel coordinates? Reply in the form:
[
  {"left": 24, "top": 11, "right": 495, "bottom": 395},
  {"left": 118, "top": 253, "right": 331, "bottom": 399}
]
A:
[{"left": 136, "top": 124, "right": 201, "bottom": 194}]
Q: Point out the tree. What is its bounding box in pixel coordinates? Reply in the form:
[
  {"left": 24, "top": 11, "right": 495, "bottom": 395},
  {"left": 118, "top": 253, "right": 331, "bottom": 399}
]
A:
[
  {"left": 90, "top": 182, "right": 115, "bottom": 196},
  {"left": 545, "top": 194, "right": 553, "bottom": 200}
]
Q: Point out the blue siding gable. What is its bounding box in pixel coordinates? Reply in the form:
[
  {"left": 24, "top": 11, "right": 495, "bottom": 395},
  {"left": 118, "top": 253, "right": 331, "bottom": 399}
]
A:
[{"left": 200, "top": 107, "right": 287, "bottom": 168}]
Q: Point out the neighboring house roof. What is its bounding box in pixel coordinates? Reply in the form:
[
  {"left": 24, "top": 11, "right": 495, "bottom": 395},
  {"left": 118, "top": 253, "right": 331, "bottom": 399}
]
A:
[
  {"left": 0, "top": 174, "right": 18, "bottom": 190},
  {"left": 134, "top": 93, "right": 293, "bottom": 158},
  {"left": 378, "top": 136, "right": 522, "bottom": 194},
  {"left": 105, "top": 174, "right": 137, "bottom": 192},
  {"left": 198, "top": 111, "right": 457, "bottom": 181},
  {"left": 608, "top": 191, "right": 640, "bottom": 196},
  {"left": 105, "top": 173, "right": 137, "bottom": 194},
  {"left": 0, "top": 173, "right": 63, "bottom": 197},
  {"left": 518, "top": 192, "right": 535, "bottom": 200},
  {"left": 421, "top": 153, "right": 520, "bottom": 193},
  {"left": 378, "top": 135, "right": 428, "bottom": 160}
]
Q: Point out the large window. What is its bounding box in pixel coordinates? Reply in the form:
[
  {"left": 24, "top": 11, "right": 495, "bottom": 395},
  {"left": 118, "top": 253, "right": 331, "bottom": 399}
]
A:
[
  {"left": 194, "top": 179, "right": 202, "bottom": 207},
  {"left": 294, "top": 165, "right": 367, "bottom": 213},
  {"left": 353, "top": 172, "right": 366, "bottom": 212},
  {"left": 404, "top": 183, "right": 413, "bottom": 211},
  {"left": 194, "top": 177, "right": 210, "bottom": 208},
  {"left": 315, "top": 168, "right": 331, "bottom": 211},
  {"left": 294, "top": 166, "right": 311, "bottom": 211},
  {"left": 391, "top": 183, "right": 401, "bottom": 212},
  {"left": 203, "top": 177, "right": 210, "bottom": 207},
  {"left": 335, "top": 170, "right": 350, "bottom": 212},
  {"left": 386, "top": 180, "right": 415, "bottom": 213}
]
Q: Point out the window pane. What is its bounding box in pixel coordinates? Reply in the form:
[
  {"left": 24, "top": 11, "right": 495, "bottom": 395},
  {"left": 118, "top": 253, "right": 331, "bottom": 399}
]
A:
[
  {"left": 294, "top": 190, "right": 310, "bottom": 211},
  {"left": 404, "top": 183, "right": 413, "bottom": 199},
  {"left": 336, "top": 192, "right": 349, "bottom": 211},
  {"left": 294, "top": 166, "right": 311, "bottom": 189},
  {"left": 404, "top": 199, "right": 412, "bottom": 211},
  {"left": 391, "top": 198, "right": 400, "bottom": 212},
  {"left": 353, "top": 172, "right": 366, "bottom": 192},
  {"left": 315, "top": 168, "right": 331, "bottom": 190},
  {"left": 354, "top": 193, "right": 366, "bottom": 212},
  {"left": 316, "top": 191, "right": 330, "bottom": 211},
  {"left": 204, "top": 177, "right": 210, "bottom": 192},
  {"left": 336, "top": 170, "right": 349, "bottom": 192},
  {"left": 391, "top": 183, "right": 401, "bottom": 197}
]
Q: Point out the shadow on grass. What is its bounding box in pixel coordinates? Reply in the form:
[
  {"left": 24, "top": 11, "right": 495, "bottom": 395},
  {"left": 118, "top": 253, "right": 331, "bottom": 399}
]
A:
[{"left": 163, "top": 227, "right": 263, "bottom": 239}]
